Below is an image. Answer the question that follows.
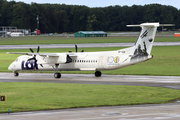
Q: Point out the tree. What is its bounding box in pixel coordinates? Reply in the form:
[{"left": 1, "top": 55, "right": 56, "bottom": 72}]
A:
[
  {"left": 86, "top": 14, "right": 97, "bottom": 31},
  {"left": 56, "top": 10, "right": 69, "bottom": 33},
  {"left": 1, "top": 1, "right": 15, "bottom": 26},
  {"left": 0, "top": 1, "right": 180, "bottom": 32}
]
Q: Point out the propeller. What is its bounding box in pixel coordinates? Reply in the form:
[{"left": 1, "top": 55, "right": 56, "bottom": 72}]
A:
[
  {"left": 27, "top": 46, "right": 41, "bottom": 69},
  {"left": 75, "top": 44, "right": 77, "bottom": 52},
  {"left": 69, "top": 44, "right": 84, "bottom": 53}
]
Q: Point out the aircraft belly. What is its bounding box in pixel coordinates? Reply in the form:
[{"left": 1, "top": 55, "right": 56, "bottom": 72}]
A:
[{"left": 59, "top": 63, "right": 97, "bottom": 71}]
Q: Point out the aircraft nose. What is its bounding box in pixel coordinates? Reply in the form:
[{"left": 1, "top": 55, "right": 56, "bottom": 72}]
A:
[{"left": 8, "top": 63, "right": 13, "bottom": 71}]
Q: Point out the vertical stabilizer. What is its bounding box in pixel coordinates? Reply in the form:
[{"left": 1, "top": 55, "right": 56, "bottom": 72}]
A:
[{"left": 127, "top": 23, "right": 159, "bottom": 56}]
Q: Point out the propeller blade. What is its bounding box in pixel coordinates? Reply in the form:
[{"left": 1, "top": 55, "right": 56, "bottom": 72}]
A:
[
  {"left": 37, "top": 46, "right": 40, "bottom": 53},
  {"left": 34, "top": 59, "right": 37, "bottom": 69},
  {"left": 29, "top": 48, "right": 34, "bottom": 53},
  {"left": 28, "top": 46, "right": 41, "bottom": 69},
  {"left": 75, "top": 44, "right": 77, "bottom": 52}
]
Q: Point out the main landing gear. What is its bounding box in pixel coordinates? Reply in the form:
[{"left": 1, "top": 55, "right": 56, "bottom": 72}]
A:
[
  {"left": 53, "top": 64, "right": 61, "bottom": 78},
  {"left": 54, "top": 72, "right": 61, "bottom": 78},
  {"left": 95, "top": 71, "right": 101, "bottom": 77}
]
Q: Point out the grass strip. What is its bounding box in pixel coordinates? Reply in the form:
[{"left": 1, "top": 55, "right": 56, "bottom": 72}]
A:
[
  {"left": 0, "top": 36, "right": 179, "bottom": 45},
  {"left": 0, "top": 82, "right": 180, "bottom": 113}
]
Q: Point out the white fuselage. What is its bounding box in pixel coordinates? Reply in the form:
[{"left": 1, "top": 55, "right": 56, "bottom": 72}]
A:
[{"left": 8, "top": 46, "right": 152, "bottom": 72}]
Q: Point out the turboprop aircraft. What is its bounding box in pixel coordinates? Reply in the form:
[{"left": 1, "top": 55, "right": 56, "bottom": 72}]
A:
[{"left": 7, "top": 23, "right": 167, "bottom": 78}]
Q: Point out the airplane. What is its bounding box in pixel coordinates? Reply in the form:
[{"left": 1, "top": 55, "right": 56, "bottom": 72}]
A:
[{"left": 7, "top": 22, "right": 170, "bottom": 78}]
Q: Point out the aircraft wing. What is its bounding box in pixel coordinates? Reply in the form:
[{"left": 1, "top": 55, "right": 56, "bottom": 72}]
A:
[
  {"left": 7, "top": 52, "right": 78, "bottom": 57},
  {"left": 67, "top": 53, "right": 77, "bottom": 57},
  {"left": 6, "top": 52, "right": 59, "bottom": 57}
]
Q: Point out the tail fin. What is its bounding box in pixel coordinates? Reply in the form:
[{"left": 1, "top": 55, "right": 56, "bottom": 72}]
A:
[{"left": 127, "top": 23, "right": 159, "bottom": 56}]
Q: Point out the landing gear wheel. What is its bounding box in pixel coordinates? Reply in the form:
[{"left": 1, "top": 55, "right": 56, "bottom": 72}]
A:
[
  {"left": 54, "top": 72, "right": 61, "bottom": 78},
  {"left": 14, "top": 72, "right": 19, "bottom": 76},
  {"left": 95, "top": 71, "right": 101, "bottom": 77}
]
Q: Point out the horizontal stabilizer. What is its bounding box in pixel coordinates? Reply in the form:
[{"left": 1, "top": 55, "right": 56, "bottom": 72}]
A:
[
  {"left": 127, "top": 23, "right": 159, "bottom": 27},
  {"left": 159, "top": 24, "right": 175, "bottom": 26},
  {"left": 127, "top": 23, "right": 174, "bottom": 27}
]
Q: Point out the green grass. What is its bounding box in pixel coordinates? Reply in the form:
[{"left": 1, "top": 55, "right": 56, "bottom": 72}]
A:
[
  {"left": 1, "top": 46, "right": 180, "bottom": 76},
  {"left": 0, "top": 35, "right": 179, "bottom": 45},
  {"left": 1, "top": 82, "right": 180, "bottom": 113}
]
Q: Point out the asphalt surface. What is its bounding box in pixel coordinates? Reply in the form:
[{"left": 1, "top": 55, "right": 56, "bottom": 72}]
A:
[
  {"left": 1, "top": 73, "right": 180, "bottom": 119},
  {"left": 1, "top": 42, "right": 180, "bottom": 49},
  {"left": 1, "top": 73, "right": 180, "bottom": 90}
]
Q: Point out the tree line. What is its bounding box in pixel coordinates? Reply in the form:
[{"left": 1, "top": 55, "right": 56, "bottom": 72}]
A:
[{"left": 0, "top": 0, "right": 180, "bottom": 33}]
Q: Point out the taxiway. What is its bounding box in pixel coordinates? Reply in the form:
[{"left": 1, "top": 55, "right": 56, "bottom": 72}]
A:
[{"left": 0, "top": 73, "right": 180, "bottom": 89}]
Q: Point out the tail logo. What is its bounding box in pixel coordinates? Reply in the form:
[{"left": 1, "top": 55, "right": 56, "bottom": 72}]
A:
[
  {"left": 140, "top": 30, "right": 148, "bottom": 39},
  {"left": 131, "top": 41, "right": 149, "bottom": 60}
]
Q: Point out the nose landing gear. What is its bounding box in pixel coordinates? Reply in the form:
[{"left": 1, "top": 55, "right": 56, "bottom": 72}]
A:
[{"left": 14, "top": 71, "right": 19, "bottom": 76}]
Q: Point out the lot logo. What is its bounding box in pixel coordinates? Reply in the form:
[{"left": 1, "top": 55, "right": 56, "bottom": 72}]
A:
[
  {"left": 21, "top": 60, "right": 38, "bottom": 70},
  {"left": 140, "top": 30, "right": 148, "bottom": 39},
  {"left": 107, "top": 56, "right": 120, "bottom": 65}
]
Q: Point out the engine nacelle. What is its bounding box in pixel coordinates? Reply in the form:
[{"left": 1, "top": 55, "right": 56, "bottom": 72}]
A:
[
  {"left": 57, "top": 54, "right": 67, "bottom": 63},
  {"left": 45, "top": 54, "right": 72, "bottom": 64}
]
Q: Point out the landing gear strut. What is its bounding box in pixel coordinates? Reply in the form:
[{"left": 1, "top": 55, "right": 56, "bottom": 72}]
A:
[
  {"left": 53, "top": 64, "right": 61, "bottom": 78},
  {"left": 14, "top": 71, "right": 19, "bottom": 76},
  {"left": 95, "top": 71, "right": 101, "bottom": 77}
]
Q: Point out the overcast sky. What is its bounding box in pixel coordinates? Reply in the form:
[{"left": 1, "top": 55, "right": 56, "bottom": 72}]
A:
[{"left": 7, "top": 0, "right": 180, "bottom": 9}]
